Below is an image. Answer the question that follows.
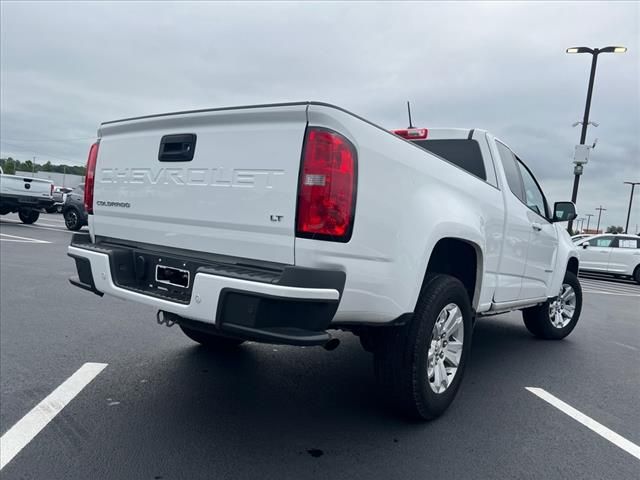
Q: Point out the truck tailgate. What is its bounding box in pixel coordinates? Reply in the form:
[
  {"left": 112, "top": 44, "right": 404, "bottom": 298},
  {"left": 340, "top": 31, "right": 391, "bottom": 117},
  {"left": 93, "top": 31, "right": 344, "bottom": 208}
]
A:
[
  {"left": 93, "top": 104, "right": 308, "bottom": 265},
  {"left": 0, "top": 175, "right": 53, "bottom": 199}
]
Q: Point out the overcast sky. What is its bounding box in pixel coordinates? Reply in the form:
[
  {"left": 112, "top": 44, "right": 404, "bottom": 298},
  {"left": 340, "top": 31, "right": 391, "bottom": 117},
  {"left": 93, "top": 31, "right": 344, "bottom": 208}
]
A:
[{"left": 1, "top": 1, "right": 638, "bottom": 230}]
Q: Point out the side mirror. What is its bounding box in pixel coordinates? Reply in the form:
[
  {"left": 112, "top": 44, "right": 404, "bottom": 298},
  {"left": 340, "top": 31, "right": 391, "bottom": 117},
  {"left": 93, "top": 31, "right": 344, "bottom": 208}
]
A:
[
  {"left": 553, "top": 201, "right": 577, "bottom": 222},
  {"left": 581, "top": 242, "right": 589, "bottom": 249}
]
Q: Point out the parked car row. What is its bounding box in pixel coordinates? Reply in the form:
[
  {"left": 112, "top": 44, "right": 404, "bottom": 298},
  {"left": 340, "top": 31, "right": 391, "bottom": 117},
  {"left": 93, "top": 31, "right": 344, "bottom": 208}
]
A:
[
  {"left": 0, "top": 168, "right": 88, "bottom": 230},
  {"left": 574, "top": 234, "right": 640, "bottom": 283}
]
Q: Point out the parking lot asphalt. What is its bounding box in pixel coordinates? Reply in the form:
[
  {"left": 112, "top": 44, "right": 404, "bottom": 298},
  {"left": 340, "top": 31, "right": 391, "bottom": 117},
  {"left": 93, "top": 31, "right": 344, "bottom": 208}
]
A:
[{"left": 1, "top": 213, "right": 639, "bottom": 480}]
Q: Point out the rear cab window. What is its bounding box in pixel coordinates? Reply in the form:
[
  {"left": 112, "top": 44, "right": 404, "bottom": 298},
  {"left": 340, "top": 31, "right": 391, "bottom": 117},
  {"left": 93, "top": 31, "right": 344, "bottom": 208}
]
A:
[{"left": 413, "top": 139, "right": 487, "bottom": 181}]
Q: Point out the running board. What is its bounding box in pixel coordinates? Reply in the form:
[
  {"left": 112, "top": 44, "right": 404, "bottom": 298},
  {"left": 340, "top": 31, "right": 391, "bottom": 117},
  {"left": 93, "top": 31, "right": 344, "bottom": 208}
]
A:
[{"left": 479, "top": 296, "right": 548, "bottom": 317}]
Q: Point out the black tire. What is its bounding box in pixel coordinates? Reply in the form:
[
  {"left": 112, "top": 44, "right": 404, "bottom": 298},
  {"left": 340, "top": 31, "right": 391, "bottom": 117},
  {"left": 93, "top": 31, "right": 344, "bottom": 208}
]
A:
[
  {"left": 522, "top": 270, "right": 582, "bottom": 340},
  {"left": 633, "top": 266, "right": 640, "bottom": 285},
  {"left": 374, "top": 274, "right": 473, "bottom": 420},
  {"left": 179, "top": 325, "right": 245, "bottom": 349},
  {"left": 18, "top": 209, "right": 39, "bottom": 224},
  {"left": 63, "top": 208, "right": 83, "bottom": 231}
]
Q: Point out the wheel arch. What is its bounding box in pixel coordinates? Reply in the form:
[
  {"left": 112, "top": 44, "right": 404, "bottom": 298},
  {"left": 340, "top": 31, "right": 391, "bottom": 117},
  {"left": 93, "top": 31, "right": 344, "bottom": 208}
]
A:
[
  {"left": 567, "top": 256, "right": 579, "bottom": 276},
  {"left": 418, "top": 237, "right": 484, "bottom": 311}
]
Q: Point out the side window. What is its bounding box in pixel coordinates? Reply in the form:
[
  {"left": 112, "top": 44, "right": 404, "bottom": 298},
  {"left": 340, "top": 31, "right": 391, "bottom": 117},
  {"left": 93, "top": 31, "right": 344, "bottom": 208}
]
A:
[
  {"left": 496, "top": 141, "right": 524, "bottom": 201},
  {"left": 516, "top": 160, "right": 548, "bottom": 218},
  {"left": 617, "top": 238, "right": 639, "bottom": 249},
  {"left": 588, "top": 236, "right": 614, "bottom": 247}
]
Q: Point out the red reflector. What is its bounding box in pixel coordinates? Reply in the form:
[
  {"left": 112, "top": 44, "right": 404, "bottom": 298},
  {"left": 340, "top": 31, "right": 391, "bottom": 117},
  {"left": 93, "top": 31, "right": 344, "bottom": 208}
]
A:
[
  {"left": 296, "top": 128, "right": 357, "bottom": 241},
  {"left": 393, "top": 128, "right": 428, "bottom": 140},
  {"left": 84, "top": 142, "right": 99, "bottom": 214}
]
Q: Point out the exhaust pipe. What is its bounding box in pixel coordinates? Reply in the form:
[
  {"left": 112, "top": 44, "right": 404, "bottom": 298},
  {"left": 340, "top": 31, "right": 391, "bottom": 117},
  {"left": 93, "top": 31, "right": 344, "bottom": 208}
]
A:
[{"left": 156, "top": 310, "right": 181, "bottom": 327}]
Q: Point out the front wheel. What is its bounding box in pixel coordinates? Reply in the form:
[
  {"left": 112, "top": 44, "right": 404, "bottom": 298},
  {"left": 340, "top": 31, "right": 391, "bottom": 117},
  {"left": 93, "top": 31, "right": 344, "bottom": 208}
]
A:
[
  {"left": 633, "top": 266, "right": 640, "bottom": 285},
  {"left": 180, "top": 325, "right": 245, "bottom": 349},
  {"left": 374, "top": 274, "right": 472, "bottom": 420},
  {"left": 522, "top": 270, "right": 582, "bottom": 340},
  {"left": 18, "top": 208, "right": 39, "bottom": 224}
]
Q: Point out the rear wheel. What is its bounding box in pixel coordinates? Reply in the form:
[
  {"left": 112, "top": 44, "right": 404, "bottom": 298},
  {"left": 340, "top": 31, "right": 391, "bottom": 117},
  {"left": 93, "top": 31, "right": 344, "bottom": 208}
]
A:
[
  {"left": 522, "top": 270, "right": 582, "bottom": 339},
  {"left": 18, "top": 208, "right": 39, "bottom": 224},
  {"left": 63, "top": 208, "right": 83, "bottom": 231},
  {"left": 633, "top": 266, "right": 640, "bottom": 285},
  {"left": 374, "top": 274, "right": 472, "bottom": 420},
  {"left": 180, "top": 325, "right": 245, "bottom": 349}
]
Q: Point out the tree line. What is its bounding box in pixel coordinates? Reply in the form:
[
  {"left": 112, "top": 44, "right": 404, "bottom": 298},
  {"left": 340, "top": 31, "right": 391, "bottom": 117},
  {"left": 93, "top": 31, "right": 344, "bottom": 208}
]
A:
[{"left": 0, "top": 157, "right": 86, "bottom": 176}]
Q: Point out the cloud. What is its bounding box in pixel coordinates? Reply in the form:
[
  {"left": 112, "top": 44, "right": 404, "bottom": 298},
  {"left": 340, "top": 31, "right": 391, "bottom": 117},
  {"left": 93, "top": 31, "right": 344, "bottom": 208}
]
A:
[{"left": 1, "top": 1, "right": 638, "bottom": 227}]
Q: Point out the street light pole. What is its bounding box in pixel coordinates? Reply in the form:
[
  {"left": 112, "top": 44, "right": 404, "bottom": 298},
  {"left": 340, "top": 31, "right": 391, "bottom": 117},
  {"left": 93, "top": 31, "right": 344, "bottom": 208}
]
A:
[
  {"left": 566, "top": 45, "right": 627, "bottom": 232},
  {"left": 595, "top": 206, "right": 606, "bottom": 233},
  {"left": 623, "top": 181, "right": 640, "bottom": 234},
  {"left": 585, "top": 213, "right": 594, "bottom": 232}
]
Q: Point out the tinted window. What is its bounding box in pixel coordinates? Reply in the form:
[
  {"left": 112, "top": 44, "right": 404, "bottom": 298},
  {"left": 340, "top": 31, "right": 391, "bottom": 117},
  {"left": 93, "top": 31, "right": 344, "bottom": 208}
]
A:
[
  {"left": 516, "top": 160, "right": 548, "bottom": 218},
  {"left": 588, "top": 236, "right": 614, "bottom": 247},
  {"left": 616, "top": 237, "right": 639, "bottom": 249},
  {"left": 414, "top": 139, "right": 486, "bottom": 180},
  {"left": 495, "top": 142, "right": 524, "bottom": 201}
]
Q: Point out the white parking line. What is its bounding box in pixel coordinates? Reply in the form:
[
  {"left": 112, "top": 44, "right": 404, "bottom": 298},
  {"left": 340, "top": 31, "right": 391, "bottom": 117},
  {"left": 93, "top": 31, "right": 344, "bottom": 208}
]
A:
[
  {"left": 0, "top": 233, "right": 51, "bottom": 244},
  {"left": 0, "top": 362, "right": 108, "bottom": 470},
  {"left": 29, "top": 222, "right": 62, "bottom": 228},
  {"left": 611, "top": 341, "right": 639, "bottom": 352},
  {"left": 583, "top": 289, "right": 640, "bottom": 297},
  {"left": 0, "top": 221, "right": 74, "bottom": 234},
  {"left": 526, "top": 387, "right": 640, "bottom": 461}
]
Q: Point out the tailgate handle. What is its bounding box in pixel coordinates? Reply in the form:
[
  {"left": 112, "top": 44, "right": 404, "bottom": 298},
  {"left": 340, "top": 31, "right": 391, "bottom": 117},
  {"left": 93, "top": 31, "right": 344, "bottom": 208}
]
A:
[{"left": 158, "top": 134, "right": 197, "bottom": 162}]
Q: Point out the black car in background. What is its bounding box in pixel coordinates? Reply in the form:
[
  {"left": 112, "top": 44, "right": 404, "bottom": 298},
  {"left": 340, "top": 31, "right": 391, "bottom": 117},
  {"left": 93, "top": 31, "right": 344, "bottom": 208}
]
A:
[
  {"left": 46, "top": 186, "right": 74, "bottom": 213},
  {"left": 61, "top": 184, "right": 88, "bottom": 231}
]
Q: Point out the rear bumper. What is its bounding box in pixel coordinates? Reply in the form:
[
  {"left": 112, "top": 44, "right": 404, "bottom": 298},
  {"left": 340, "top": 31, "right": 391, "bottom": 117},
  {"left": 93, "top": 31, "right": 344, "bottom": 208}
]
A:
[
  {"left": 0, "top": 194, "right": 54, "bottom": 211},
  {"left": 67, "top": 234, "right": 345, "bottom": 346}
]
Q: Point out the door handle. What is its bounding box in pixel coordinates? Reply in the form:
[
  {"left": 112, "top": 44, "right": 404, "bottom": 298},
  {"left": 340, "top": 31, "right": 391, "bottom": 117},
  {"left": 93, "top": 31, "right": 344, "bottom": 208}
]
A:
[{"left": 531, "top": 223, "right": 542, "bottom": 232}]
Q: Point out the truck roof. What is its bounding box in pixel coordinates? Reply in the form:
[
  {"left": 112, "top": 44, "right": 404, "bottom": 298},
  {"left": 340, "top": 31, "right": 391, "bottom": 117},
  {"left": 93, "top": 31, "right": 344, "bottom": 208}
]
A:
[{"left": 100, "top": 102, "right": 486, "bottom": 142}]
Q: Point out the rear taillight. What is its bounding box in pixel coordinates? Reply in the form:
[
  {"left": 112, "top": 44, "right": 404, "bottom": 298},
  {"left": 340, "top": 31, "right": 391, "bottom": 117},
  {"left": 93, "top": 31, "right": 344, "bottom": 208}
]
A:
[
  {"left": 84, "top": 142, "right": 99, "bottom": 214},
  {"left": 296, "top": 127, "right": 357, "bottom": 242},
  {"left": 393, "top": 128, "right": 428, "bottom": 140},
  {"left": 50, "top": 184, "right": 55, "bottom": 196}
]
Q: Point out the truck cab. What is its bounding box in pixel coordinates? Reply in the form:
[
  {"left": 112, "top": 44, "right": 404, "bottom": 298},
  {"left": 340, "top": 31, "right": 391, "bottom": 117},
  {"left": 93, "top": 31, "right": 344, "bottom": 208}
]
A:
[{"left": 393, "top": 126, "right": 579, "bottom": 310}]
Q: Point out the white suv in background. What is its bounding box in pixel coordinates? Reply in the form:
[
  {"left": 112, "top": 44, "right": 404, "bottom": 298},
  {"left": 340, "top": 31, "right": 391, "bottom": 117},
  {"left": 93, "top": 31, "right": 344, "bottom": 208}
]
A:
[{"left": 577, "top": 234, "right": 640, "bottom": 283}]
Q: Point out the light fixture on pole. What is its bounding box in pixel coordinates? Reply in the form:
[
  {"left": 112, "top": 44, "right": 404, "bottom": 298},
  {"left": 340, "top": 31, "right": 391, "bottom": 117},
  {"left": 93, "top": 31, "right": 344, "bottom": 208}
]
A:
[{"left": 565, "top": 45, "right": 627, "bottom": 232}]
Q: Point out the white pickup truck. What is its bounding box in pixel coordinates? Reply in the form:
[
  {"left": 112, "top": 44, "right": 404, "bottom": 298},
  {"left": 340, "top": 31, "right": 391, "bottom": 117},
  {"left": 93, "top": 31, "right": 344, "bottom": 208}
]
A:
[
  {"left": 0, "top": 167, "right": 54, "bottom": 224},
  {"left": 68, "top": 102, "right": 581, "bottom": 419}
]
